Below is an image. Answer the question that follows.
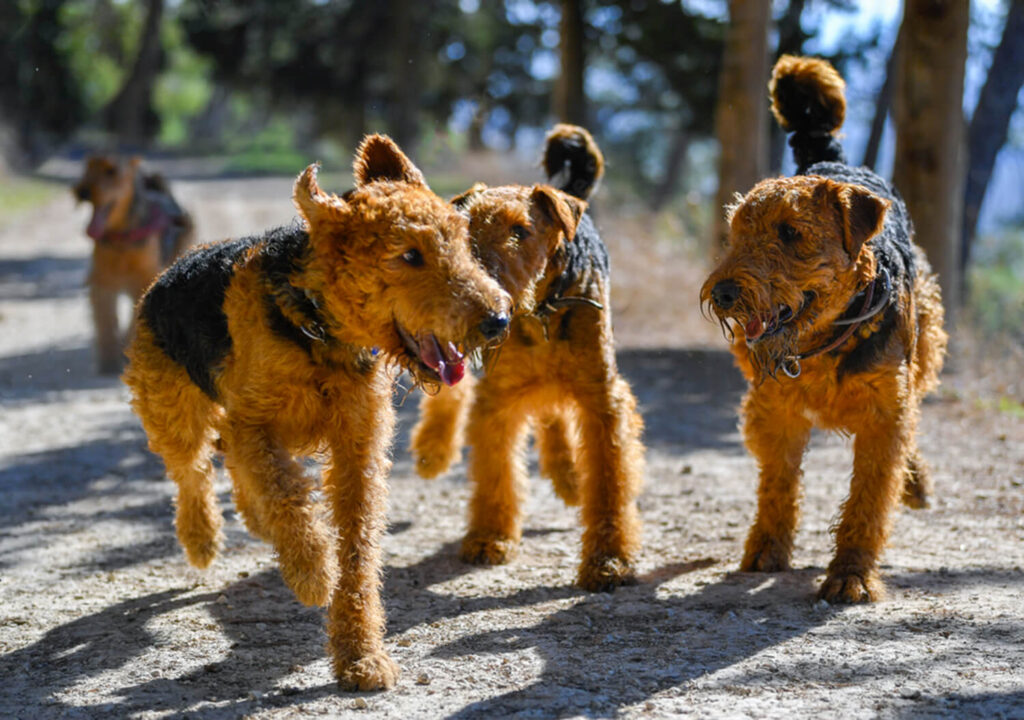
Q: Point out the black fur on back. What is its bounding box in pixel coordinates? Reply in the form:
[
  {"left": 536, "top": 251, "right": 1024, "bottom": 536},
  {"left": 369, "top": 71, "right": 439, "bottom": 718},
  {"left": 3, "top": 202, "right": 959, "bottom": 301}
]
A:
[
  {"left": 142, "top": 224, "right": 310, "bottom": 400},
  {"left": 544, "top": 133, "right": 601, "bottom": 201},
  {"left": 542, "top": 212, "right": 609, "bottom": 306},
  {"left": 801, "top": 162, "right": 918, "bottom": 379}
]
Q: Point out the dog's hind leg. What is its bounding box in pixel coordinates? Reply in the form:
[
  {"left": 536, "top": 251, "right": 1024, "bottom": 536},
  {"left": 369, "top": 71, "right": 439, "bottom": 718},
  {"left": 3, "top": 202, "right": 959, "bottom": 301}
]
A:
[
  {"left": 901, "top": 442, "right": 933, "bottom": 509},
  {"left": 124, "top": 327, "right": 223, "bottom": 568},
  {"left": 221, "top": 421, "right": 338, "bottom": 607},
  {"left": 410, "top": 373, "right": 475, "bottom": 479},
  {"left": 536, "top": 410, "right": 580, "bottom": 506}
]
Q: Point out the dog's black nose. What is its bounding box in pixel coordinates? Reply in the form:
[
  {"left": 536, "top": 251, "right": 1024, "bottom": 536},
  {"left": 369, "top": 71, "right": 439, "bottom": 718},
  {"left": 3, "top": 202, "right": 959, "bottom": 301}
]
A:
[
  {"left": 480, "top": 311, "right": 510, "bottom": 340},
  {"left": 711, "top": 280, "right": 740, "bottom": 310},
  {"left": 73, "top": 186, "right": 89, "bottom": 201}
]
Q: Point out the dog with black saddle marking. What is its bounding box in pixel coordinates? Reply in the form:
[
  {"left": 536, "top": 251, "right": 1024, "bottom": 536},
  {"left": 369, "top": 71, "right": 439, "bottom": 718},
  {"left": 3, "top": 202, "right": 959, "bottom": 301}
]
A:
[{"left": 701, "top": 56, "right": 947, "bottom": 603}]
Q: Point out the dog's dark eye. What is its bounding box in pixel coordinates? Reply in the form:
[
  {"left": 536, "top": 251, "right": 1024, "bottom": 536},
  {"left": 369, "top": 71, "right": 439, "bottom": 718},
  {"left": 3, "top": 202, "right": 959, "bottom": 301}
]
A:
[
  {"left": 778, "top": 222, "right": 799, "bottom": 244},
  {"left": 401, "top": 248, "right": 424, "bottom": 267},
  {"left": 509, "top": 225, "right": 528, "bottom": 242}
]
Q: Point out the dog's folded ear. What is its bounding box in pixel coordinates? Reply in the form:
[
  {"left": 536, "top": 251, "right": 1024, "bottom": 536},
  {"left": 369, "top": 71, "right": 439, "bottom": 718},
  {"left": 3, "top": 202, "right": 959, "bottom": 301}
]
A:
[
  {"left": 451, "top": 182, "right": 488, "bottom": 209},
  {"left": 531, "top": 185, "right": 587, "bottom": 245},
  {"left": 294, "top": 163, "right": 348, "bottom": 227},
  {"left": 354, "top": 134, "right": 428, "bottom": 188},
  {"left": 816, "top": 180, "right": 889, "bottom": 260}
]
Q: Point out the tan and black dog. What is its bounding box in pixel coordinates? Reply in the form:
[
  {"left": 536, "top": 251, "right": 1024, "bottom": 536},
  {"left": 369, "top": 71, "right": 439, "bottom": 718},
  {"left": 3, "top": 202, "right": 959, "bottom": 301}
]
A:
[
  {"left": 411, "top": 125, "right": 645, "bottom": 591},
  {"left": 73, "top": 155, "right": 193, "bottom": 373},
  {"left": 123, "top": 136, "right": 510, "bottom": 690},
  {"left": 701, "top": 56, "right": 947, "bottom": 603}
]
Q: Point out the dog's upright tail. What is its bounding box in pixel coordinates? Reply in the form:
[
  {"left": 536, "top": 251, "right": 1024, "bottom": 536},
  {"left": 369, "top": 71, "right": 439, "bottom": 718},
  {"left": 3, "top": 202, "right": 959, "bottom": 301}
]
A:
[
  {"left": 769, "top": 55, "right": 848, "bottom": 174},
  {"left": 543, "top": 124, "right": 605, "bottom": 200}
]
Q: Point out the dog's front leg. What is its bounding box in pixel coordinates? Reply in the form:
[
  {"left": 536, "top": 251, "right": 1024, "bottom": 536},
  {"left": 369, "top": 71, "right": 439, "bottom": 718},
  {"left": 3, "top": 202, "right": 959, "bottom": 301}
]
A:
[
  {"left": 460, "top": 385, "right": 530, "bottom": 565},
  {"left": 740, "top": 389, "right": 812, "bottom": 573},
  {"left": 821, "top": 377, "right": 910, "bottom": 603},
  {"left": 90, "top": 282, "right": 122, "bottom": 374},
  {"left": 573, "top": 374, "right": 645, "bottom": 591},
  {"left": 221, "top": 420, "right": 338, "bottom": 607},
  {"left": 324, "top": 385, "right": 399, "bottom": 691}
]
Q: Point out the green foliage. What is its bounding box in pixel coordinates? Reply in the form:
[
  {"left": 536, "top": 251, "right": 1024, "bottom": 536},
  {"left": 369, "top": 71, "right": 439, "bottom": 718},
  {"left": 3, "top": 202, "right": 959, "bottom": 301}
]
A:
[
  {"left": 153, "top": 19, "right": 213, "bottom": 146},
  {"left": 966, "top": 227, "right": 1024, "bottom": 339},
  {"left": 223, "top": 112, "right": 307, "bottom": 175}
]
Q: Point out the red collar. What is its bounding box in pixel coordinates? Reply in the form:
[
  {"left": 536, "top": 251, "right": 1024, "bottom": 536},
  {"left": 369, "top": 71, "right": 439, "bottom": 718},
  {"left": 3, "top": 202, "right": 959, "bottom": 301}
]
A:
[{"left": 94, "top": 204, "right": 171, "bottom": 246}]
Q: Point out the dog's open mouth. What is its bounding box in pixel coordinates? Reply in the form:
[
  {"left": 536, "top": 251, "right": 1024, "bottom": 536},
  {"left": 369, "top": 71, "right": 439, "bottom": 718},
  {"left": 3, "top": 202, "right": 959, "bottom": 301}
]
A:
[
  {"left": 396, "top": 323, "right": 466, "bottom": 386},
  {"left": 743, "top": 293, "right": 813, "bottom": 344}
]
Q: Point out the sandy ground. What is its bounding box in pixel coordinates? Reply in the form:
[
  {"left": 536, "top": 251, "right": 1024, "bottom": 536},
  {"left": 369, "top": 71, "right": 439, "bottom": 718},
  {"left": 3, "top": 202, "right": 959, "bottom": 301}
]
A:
[{"left": 1, "top": 175, "right": 1023, "bottom": 720}]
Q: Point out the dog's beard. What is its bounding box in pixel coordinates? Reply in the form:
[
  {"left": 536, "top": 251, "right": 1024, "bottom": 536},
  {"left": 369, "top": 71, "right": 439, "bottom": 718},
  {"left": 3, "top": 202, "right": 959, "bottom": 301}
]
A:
[{"left": 745, "top": 329, "right": 799, "bottom": 383}]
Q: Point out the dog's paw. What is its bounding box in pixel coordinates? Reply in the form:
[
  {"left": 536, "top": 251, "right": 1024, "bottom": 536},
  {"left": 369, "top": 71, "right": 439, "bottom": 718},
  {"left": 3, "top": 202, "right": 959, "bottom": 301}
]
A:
[
  {"left": 577, "top": 555, "right": 637, "bottom": 592},
  {"left": 413, "top": 448, "right": 456, "bottom": 479},
  {"left": 279, "top": 526, "right": 339, "bottom": 607},
  {"left": 740, "top": 535, "right": 792, "bottom": 573},
  {"left": 547, "top": 467, "right": 580, "bottom": 507},
  {"left": 460, "top": 533, "right": 518, "bottom": 565},
  {"left": 176, "top": 503, "right": 224, "bottom": 569},
  {"left": 181, "top": 535, "right": 222, "bottom": 570},
  {"left": 336, "top": 651, "right": 400, "bottom": 692},
  {"left": 818, "top": 570, "right": 884, "bottom": 604}
]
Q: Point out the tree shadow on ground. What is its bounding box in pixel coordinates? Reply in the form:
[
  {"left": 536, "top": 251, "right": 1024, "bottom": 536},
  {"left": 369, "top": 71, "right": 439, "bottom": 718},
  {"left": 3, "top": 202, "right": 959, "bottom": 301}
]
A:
[
  {"left": 4, "top": 553, "right": 1023, "bottom": 718},
  {"left": 0, "top": 254, "right": 88, "bottom": 301},
  {"left": 0, "top": 343, "right": 119, "bottom": 402}
]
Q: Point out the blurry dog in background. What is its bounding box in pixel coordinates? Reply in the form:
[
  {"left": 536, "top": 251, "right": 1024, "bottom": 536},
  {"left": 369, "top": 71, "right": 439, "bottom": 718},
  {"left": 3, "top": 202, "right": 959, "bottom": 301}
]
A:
[{"left": 73, "top": 155, "right": 193, "bottom": 373}]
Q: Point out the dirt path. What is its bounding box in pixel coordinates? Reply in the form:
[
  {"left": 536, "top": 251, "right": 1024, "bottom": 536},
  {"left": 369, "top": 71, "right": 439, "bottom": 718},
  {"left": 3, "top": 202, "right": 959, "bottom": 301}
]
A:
[{"left": 1, "top": 182, "right": 1022, "bottom": 719}]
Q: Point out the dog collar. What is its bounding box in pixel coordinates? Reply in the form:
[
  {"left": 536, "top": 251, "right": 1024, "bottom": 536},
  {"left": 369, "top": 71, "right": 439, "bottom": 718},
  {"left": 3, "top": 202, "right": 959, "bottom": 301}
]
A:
[
  {"left": 96, "top": 203, "right": 171, "bottom": 246},
  {"left": 781, "top": 266, "right": 892, "bottom": 379}
]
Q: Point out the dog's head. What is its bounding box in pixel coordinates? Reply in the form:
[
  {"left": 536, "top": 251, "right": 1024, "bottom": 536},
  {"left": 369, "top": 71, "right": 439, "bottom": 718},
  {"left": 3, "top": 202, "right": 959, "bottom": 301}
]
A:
[
  {"left": 450, "top": 183, "right": 586, "bottom": 313},
  {"left": 72, "top": 155, "right": 141, "bottom": 240},
  {"left": 700, "top": 175, "right": 888, "bottom": 378},
  {"left": 293, "top": 136, "right": 511, "bottom": 388}
]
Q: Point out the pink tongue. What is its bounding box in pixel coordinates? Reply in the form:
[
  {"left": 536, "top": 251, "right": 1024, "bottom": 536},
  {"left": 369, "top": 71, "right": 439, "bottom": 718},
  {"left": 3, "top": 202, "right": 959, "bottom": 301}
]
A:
[
  {"left": 86, "top": 205, "right": 111, "bottom": 240},
  {"left": 745, "top": 316, "right": 765, "bottom": 341},
  {"left": 418, "top": 336, "right": 466, "bottom": 386}
]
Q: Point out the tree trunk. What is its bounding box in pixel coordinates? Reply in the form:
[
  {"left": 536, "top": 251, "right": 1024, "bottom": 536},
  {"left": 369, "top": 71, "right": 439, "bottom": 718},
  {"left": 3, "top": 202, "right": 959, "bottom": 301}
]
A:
[
  {"left": 961, "top": 0, "right": 1024, "bottom": 273},
  {"left": 893, "top": 0, "right": 969, "bottom": 313},
  {"left": 103, "top": 0, "right": 164, "bottom": 146},
  {"left": 862, "top": 27, "right": 902, "bottom": 171},
  {"left": 711, "top": 0, "right": 772, "bottom": 254},
  {"left": 555, "top": 0, "right": 586, "bottom": 125},
  {"left": 388, "top": 0, "right": 421, "bottom": 153},
  {"left": 650, "top": 126, "right": 690, "bottom": 212}
]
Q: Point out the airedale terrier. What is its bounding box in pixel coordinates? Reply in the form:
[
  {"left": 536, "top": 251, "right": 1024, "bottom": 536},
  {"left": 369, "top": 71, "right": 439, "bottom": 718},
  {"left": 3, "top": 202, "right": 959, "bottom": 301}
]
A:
[
  {"left": 701, "top": 56, "right": 947, "bottom": 603},
  {"left": 411, "top": 125, "right": 645, "bottom": 591},
  {"left": 73, "top": 155, "right": 193, "bottom": 373},
  {"left": 123, "top": 135, "right": 511, "bottom": 690}
]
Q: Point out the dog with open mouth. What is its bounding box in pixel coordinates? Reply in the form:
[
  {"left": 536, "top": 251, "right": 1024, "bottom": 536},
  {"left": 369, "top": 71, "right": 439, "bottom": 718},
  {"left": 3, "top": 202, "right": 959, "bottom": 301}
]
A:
[
  {"left": 122, "top": 135, "right": 510, "bottom": 691},
  {"left": 409, "top": 124, "right": 646, "bottom": 592},
  {"left": 72, "top": 155, "right": 193, "bottom": 373},
  {"left": 700, "top": 56, "right": 947, "bottom": 603}
]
